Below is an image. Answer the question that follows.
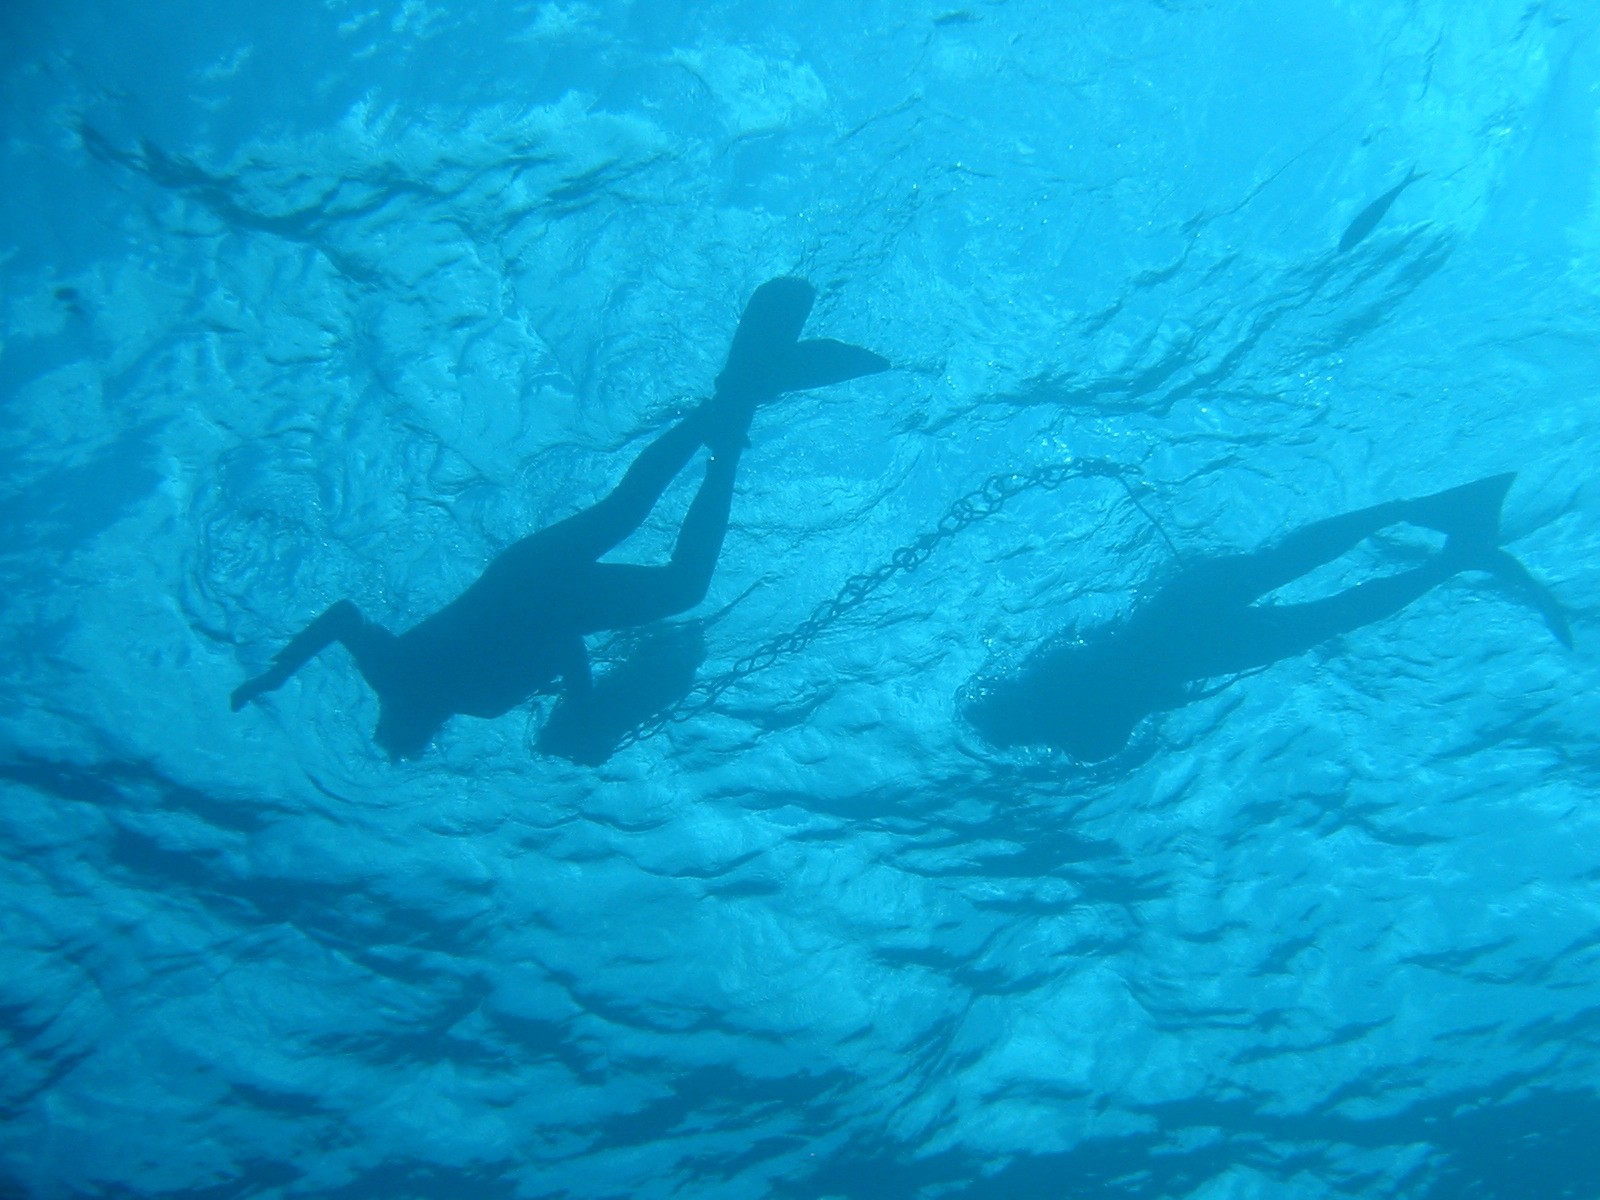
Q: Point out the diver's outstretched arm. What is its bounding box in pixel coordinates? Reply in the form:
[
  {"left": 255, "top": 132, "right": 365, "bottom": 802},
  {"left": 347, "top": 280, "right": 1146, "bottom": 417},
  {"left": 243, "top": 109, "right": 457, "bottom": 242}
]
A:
[{"left": 231, "top": 600, "right": 398, "bottom": 709}]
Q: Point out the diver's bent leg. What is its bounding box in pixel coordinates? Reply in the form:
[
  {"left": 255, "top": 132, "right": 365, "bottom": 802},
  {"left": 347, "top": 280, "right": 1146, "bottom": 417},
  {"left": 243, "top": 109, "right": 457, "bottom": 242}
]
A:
[
  {"left": 572, "top": 449, "right": 742, "bottom": 629},
  {"left": 1233, "top": 477, "right": 1515, "bottom": 605},
  {"left": 542, "top": 411, "right": 712, "bottom": 560},
  {"left": 660, "top": 448, "right": 740, "bottom": 609},
  {"left": 231, "top": 600, "right": 396, "bottom": 709},
  {"left": 1219, "top": 501, "right": 1409, "bottom": 603},
  {"left": 1244, "top": 558, "right": 1456, "bottom": 664}
]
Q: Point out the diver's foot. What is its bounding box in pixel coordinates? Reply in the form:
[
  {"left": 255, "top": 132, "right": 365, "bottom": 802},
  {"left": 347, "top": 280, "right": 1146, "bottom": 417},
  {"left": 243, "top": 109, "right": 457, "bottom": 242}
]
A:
[
  {"left": 231, "top": 659, "right": 296, "bottom": 710},
  {"left": 695, "top": 393, "right": 758, "bottom": 457},
  {"left": 1437, "top": 535, "right": 1494, "bottom": 572},
  {"left": 230, "top": 673, "right": 273, "bottom": 711}
]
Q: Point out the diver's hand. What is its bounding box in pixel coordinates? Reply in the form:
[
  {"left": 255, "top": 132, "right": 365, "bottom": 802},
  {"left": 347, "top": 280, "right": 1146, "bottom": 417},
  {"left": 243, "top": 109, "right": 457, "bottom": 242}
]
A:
[{"left": 231, "top": 665, "right": 287, "bottom": 710}]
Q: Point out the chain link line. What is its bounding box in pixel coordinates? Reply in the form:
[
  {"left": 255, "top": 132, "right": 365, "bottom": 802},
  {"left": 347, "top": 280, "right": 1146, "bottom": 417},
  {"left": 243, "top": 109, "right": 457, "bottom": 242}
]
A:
[{"left": 615, "top": 457, "right": 1134, "bottom": 749}]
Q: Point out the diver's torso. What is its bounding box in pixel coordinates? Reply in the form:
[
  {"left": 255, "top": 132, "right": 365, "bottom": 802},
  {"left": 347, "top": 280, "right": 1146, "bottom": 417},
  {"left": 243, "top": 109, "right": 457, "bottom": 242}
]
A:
[{"left": 391, "top": 535, "right": 598, "bottom": 716}]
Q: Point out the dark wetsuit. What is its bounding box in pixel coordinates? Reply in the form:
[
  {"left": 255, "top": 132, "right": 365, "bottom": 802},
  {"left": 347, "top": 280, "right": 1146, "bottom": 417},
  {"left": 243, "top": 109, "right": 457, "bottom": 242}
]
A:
[
  {"left": 966, "top": 475, "right": 1568, "bottom": 762},
  {"left": 242, "top": 410, "right": 736, "bottom": 757},
  {"left": 231, "top": 277, "right": 889, "bottom": 758}
]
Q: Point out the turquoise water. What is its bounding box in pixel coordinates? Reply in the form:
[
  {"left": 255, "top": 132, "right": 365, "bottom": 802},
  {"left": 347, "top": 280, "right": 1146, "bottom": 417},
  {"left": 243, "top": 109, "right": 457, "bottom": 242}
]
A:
[{"left": 3, "top": 2, "right": 1598, "bottom": 1197}]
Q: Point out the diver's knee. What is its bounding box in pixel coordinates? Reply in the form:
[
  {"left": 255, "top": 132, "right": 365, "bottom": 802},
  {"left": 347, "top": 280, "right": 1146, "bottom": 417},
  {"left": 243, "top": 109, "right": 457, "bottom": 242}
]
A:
[
  {"left": 325, "top": 599, "right": 363, "bottom": 632},
  {"left": 661, "top": 567, "right": 714, "bottom": 614}
]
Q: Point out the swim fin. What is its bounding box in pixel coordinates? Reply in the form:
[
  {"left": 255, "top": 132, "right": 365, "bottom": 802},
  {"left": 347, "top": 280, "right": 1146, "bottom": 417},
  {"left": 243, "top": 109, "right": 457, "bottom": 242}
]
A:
[
  {"left": 779, "top": 338, "right": 891, "bottom": 392},
  {"left": 703, "top": 277, "right": 888, "bottom": 452},
  {"left": 714, "top": 278, "right": 888, "bottom": 400},
  {"left": 715, "top": 277, "right": 818, "bottom": 402},
  {"left": 1406, "top": 473, "right": 1515, "bottom": 544},
  {"left": 1479, "top": 547, "right": 1575, "bottom": 648}
]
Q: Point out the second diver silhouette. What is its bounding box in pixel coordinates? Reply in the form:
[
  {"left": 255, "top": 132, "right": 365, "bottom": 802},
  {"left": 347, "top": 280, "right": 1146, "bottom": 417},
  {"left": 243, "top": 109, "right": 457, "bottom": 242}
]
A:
[
  {"left": 964, "top": 473, "right": 1572, "bottom": 763},
  {"left": 231, "top": 278, "right": 888, "bottom": 758}
]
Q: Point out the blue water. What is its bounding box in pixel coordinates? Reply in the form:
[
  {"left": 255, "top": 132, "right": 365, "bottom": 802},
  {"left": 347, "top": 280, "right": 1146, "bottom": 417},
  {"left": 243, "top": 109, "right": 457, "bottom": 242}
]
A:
[{"left": 3, "top": 2, "right": 1598, "bottom": 1197}]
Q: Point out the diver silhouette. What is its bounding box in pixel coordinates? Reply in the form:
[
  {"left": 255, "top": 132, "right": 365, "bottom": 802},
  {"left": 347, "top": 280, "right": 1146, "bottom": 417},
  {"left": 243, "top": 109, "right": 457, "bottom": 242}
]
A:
[
  {"left": 964, "top": 473, "right": 1572, "bottom": 762},
  {"left": 231, "top": 278, "right": 888, "bottom": 758}
]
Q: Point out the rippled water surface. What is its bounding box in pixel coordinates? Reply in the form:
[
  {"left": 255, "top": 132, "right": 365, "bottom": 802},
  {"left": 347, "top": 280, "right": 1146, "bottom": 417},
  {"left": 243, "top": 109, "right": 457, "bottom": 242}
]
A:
[{"left": 3, "top": 2, "right": 1599, "bottom": 1197}]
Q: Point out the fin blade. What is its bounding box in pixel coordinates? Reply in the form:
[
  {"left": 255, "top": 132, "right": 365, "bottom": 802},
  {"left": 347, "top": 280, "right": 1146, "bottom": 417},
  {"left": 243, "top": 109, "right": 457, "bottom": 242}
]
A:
[
  {"left": 718, "top": 278, "right": 816, "bottom": 394},
  {"left": 1482, "top": 548, "right": 1574, "bottom": 648},
  {"left": 1410, "top": 473, "right": 1516, "bottom": 543},
  {"left": 778, "top": 338, "right": 890, "bottom": 392}
]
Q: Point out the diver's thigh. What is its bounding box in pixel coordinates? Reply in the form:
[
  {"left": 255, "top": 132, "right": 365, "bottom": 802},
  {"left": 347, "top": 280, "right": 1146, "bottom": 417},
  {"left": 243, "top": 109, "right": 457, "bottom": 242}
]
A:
[
  {"left": 1167, "top": 555, "right": 1269, "bottom": 607},
  {"left": 575, "top": 563, "right": 688, "bottom": 630}
]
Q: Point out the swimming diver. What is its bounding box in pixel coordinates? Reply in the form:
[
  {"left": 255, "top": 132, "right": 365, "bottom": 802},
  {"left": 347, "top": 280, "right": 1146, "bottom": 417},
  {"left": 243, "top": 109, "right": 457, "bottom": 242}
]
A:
[
  {"left": 964, "top": 473, "right": 1572, "bottom": 762},
  {"left": 231, "top": 278, "right": 888, "bottom": 758}
]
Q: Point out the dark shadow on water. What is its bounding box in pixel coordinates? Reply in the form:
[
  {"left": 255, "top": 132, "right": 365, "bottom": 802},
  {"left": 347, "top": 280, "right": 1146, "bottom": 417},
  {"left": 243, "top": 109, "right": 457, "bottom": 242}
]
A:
[
  {"left": 963, "top": 474, "right": 1571, "bottom": 769},
  {"left": 782, "top": 1082, "right": 1600, "bottom": 1199},
  {"left": 0, "top": 423, "right": 163, "bottom": 561},
  {"left": 227, "top": 277, "right": 888, "bottom": 761}
]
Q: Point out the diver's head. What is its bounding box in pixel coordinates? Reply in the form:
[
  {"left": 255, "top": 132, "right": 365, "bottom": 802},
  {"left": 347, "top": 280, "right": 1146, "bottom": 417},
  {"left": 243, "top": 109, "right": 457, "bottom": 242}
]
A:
[
  {"left": 963, "top": 683, "right": 1046, "bottom": 750},
  {"left": 963, "top": 643, "right": 1142, "bottom": 763}
]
